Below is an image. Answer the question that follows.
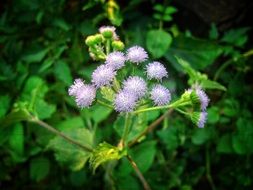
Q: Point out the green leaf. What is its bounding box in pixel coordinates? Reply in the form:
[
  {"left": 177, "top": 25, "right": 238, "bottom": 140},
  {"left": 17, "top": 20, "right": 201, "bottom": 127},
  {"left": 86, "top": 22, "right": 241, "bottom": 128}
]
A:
[
  {"left": 130, "top": 141, "right": 156, "bottom": 173},
  {"left": 34, "top": 99, "right": 56, "bottom": 120},
  {"left": 54, "top": 60, "right": 72, "bottom": 85},
  {"left": 164, "top": 7, "right": 177, "bottom": 15},
  {"left": 90, "top": 105, "right": 113, "bottom": 124},
  {"left": 56, "top": 117, "right": 85, "bottom": 131},
  {"left": 191, "top": 127, "right": 213, "bottom": 145},
  {"left": 209, "top": 23, "right": 219, "bottom": 40},
  {"left": 221, "top": 28, "right": 249, "bottom": 47},
  {"left": 146, "top": 30, "right": 172, "bottom": 58},
  {"left": 30, "top": 157, "right": 50, "bottom": 181},
  {"left": 52, "top": 18, "right": 71, "bottom": 31},
  {"left": 162, "top": 15, "right": 172, "bottom": 22},
  {"left": 38, "top": 58, "right": 54, "bottom": 73},
  {"left": 8, "top": 123, "right": 24, "bottom": 156},
  {"left": 176, "top": 57, "right": 226, "bottom": 91},
  {"left": 22, "top": 48, "right": 49, "bottom": 63},
  {"left": 165, "top": 35, "right": 223, "bottom": 70},
  {"left": 48, "top": 128, "right": 93, "bottom": 171},
  {"left": 207, "top": 106, "right": 220, "bottom": 124},
  {"left": 153, "top": 4, "right": 164, "bottom": 12},
  {"left": 217, "top": 134, "right": 233, "bottom": 153},
  {"left": 89, "top": 142, "right": 127, "bottom": 173},
  {"left": 157, "top": 126, "right": 179, "bottom": 151},
  {"left": 0, "top": 95, "right": 10, "bottom": 118},
  {"left": 200, "top": 79, "right": 226, "bottom": 91},
  {"left": 0, "top": 107, "right": 31, "bottom": 127}
]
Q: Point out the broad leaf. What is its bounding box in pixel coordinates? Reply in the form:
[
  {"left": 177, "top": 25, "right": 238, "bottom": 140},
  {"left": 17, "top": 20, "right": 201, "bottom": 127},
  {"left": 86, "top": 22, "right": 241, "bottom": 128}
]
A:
[
  {"left": 146, "top": 30, "right": 172, "bottom": 58},
  {"left": 48, "top": 128, "right": 93, "bottom": 171}
]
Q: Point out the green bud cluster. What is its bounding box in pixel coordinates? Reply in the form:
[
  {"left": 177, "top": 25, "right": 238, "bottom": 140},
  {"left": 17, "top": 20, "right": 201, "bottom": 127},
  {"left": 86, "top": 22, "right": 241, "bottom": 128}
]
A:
[{"left": 84, "top": 26, "right": 125, "bottom": 61}]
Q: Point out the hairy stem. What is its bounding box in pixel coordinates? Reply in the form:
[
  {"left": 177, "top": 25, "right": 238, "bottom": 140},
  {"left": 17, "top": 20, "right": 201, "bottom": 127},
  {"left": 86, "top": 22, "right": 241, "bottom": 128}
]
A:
[
  {"left": 122, "top": 113, "right": 131, "bottom": 147},
  {"left": 128, "top": 109, "right": 173, "bottom": 147},
  {"left": 29, "top": 117, "right": 93, "bottom": 152},
  {"left": 96, "top": 99, "right": 114, "bottom": 109},
  {"left": 127, "top": 155, "right": 152, "bottom": 190},
  {"left": 133, "top": 100, "right": 191, "bottom": 114}
]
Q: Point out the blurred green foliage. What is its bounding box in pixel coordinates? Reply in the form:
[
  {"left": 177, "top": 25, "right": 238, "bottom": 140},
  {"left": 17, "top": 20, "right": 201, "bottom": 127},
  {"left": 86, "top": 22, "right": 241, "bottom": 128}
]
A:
[{"left": 0, "top": 0, "right": 253, "bottom": 189}]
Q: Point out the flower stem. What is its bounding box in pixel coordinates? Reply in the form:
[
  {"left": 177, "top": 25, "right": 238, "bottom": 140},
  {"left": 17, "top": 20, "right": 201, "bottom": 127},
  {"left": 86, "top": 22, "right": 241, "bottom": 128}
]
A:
[
  {"left": 122, "top": 113, "right": 131, "bottom": 146},
  {"left": 96, "top": 99, "right": 114, "bottom": 109},
  {"left": 128, "top": 109, "right": 173, "bottom": 147},
  {"left": 106, "top": 39, "right": 111, "bottom": 55},
  {"left": 29, "top": 117, "right": 93, "bottom": 152},
  {"left": 127, "top": 155, "right": 152, "bottom": 190},
  {"left": 133, "top": 100, "right": 192, "bottom": 114}
]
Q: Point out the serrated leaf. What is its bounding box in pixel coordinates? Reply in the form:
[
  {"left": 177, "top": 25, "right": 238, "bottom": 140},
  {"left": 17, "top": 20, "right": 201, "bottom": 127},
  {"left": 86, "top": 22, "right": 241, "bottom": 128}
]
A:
[
  {"left": 48, "top": 128, "right": 93, "bottom": 171},
  {"left": 89, "top": 142, "right": 127, "bottom": 173},
  {"left": 30, "top": 157, "right": 50, "bottom": 181},
  {"left": 146, "top": 30, "right": 172, "bottom": 58}
]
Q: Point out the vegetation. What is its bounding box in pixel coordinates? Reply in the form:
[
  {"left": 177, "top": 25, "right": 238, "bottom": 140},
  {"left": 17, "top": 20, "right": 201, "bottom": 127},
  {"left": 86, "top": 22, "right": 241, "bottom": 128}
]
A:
[{"left": 0, "top": 0, "right": 252, "bottom": 189}]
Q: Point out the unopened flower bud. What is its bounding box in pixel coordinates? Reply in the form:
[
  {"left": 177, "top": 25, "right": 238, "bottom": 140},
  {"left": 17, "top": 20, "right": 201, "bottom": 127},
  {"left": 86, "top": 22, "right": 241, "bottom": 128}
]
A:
[
  {"left": 85, "top": 35, "right": 96, "bottom": 46},
  {"left": 112, "top": 41, "right": 125, "bottom": 51}
]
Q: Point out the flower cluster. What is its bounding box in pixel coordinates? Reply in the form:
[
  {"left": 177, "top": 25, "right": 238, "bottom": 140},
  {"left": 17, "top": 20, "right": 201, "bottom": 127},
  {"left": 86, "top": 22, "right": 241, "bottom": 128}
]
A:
[{"left": 69, "top": 25, "right": 210, "bottom": 128}]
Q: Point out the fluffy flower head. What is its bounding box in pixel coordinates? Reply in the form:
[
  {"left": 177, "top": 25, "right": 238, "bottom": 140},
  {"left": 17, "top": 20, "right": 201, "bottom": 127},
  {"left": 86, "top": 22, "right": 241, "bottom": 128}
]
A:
[
  {"left": 146, "top": 61, "right": 168, "bottom": 80},
  {"left": 114, "top": 90, "right": 138, "bottom": 112},
  {"left": 105, "top": 51, "right": 126, "bottom": 70},
  {"left": 122, "top": 76, "right": 147, "bottom": 99},
  {"left": 91, "top": 64, "right": 116, "bottom": 88},
  {"left": 126, "top": 46, "right": 148, "bottom": 64},
  {"left": 196, "top": 87, "right": 210, "bottom": 111},
  {"left": 68, "top": 79, "right": 85, "bottom": 96},
  {"left": 75, "top": 84, "right": 96, "bottom": 108},
  {"left": 150, "top": 84, "right": 171, "bottom": 106},
  {"left": 198, "top": 112, "right": 208, "bottom": 128}
]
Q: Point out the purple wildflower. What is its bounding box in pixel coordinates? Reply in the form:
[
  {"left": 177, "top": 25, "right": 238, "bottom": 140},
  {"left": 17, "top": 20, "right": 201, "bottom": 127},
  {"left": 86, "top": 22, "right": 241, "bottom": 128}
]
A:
[
  {"left": 68, "top": 79, "right": 85, "bottom": 97},
  {"left": 75, "top": 84, "right": 96, "bottom": 108},
  {"left": 91, "top": 64, "right": 116, "bottom": 88},
  {"left": 122, "top": 76, "right": 147, "bottom": 99},
  {"left": 114, "top": 90, "right": 138, "bottom": 112},
  {"left": 146, "top": 61, "right": 168, "bottom": 80},
  {"left": 150, "top": 84, "right": 171, "bottom": 106},
  {"left": 195, "top": 87, "right": 210, "bottom": 110},
  {"left": 105, "top": 51, "right": 126, "bottom": 70},
  {"left": 198, "top": 112, "right": 208, "bottom": 128},
  {"left": 126, "top": 46, "right": 148, "bottom": 64}
]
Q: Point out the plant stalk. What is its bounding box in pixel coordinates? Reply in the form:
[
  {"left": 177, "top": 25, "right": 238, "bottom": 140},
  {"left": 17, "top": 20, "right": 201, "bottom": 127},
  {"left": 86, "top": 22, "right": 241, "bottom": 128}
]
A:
[
  {"left": 127, "top": 155, "right": 152, "bottom": 190},
  {"left": 29, "top": 117, "right": 93, "bottom": 152}
]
